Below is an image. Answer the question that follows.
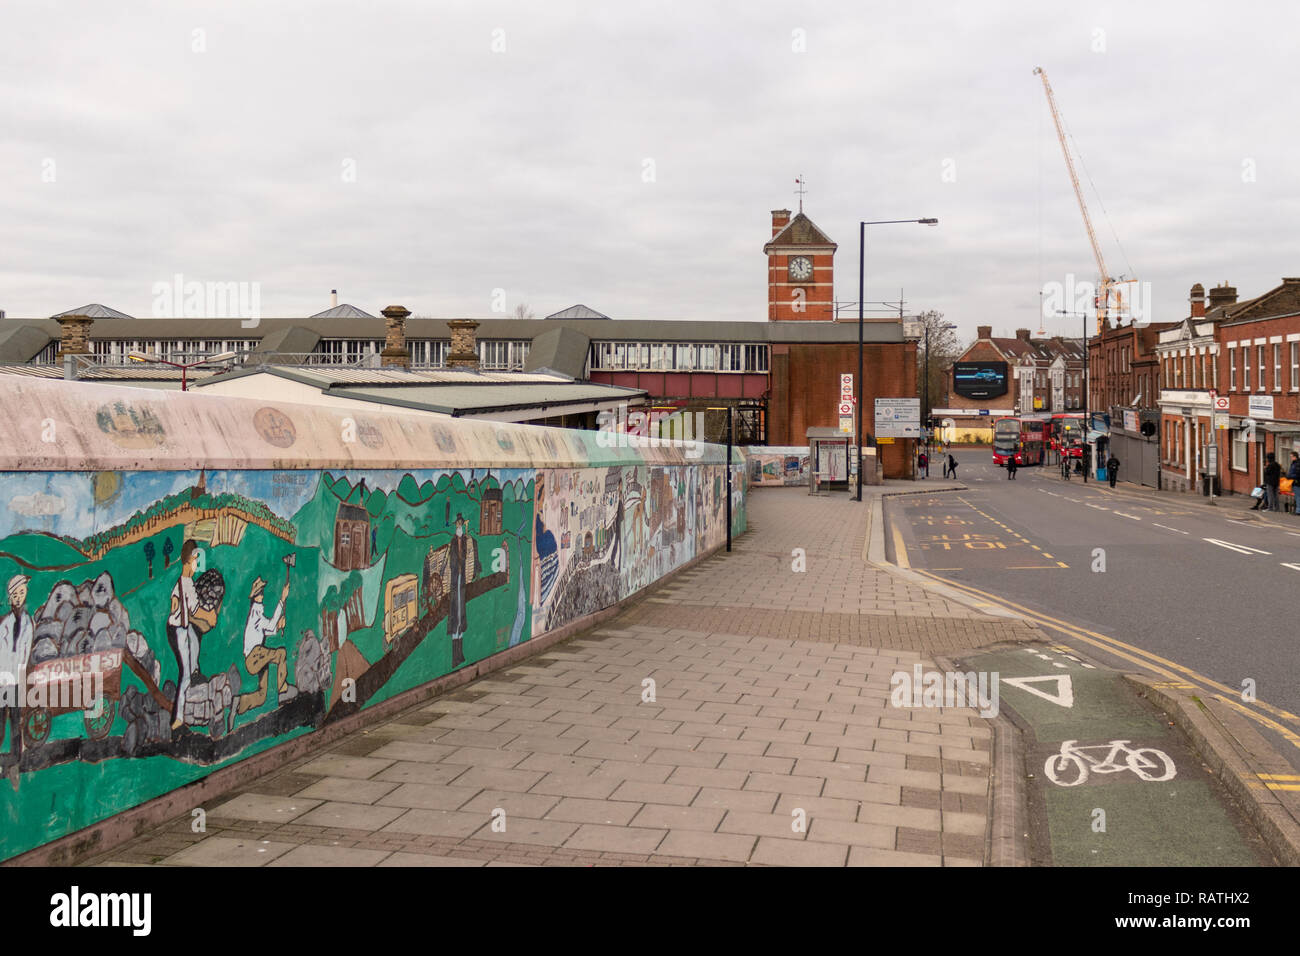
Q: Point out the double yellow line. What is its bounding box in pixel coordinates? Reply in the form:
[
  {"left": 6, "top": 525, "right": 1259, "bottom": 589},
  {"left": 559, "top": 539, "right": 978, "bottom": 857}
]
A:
[{"left": 913, "top": 568, "right": 1300, "bottom": 752}]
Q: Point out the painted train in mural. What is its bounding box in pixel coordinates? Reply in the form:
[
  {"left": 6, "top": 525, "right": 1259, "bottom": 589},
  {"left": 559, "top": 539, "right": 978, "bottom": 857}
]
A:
[{"left": 0, "top": 458, "right": 742, "bottom": 860}]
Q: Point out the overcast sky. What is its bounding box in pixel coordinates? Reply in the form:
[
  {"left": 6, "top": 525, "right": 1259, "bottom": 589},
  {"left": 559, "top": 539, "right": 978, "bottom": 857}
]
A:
[{"left": 3, "top": 0, "right": 1297, "bottom": 342}]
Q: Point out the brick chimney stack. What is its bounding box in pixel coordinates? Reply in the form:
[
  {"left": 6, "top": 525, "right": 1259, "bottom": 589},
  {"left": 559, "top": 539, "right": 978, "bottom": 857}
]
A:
[
  {"left": 1190, "top": 283, "right": 1206, "bottom": 318},
  {"left": 55, "top": 313, "right": 93, "bottom": 359},
  {"left": 1016, "top": 328, "right": 1032, "bottom": 342},
  {"left": 771, "top": 209, "right": 791, "bottom": 237},
  {"left": 446, "top": 319, "right": 481, "bottom": 370},
  {"left": 379, "top": 305, "right": 411, "bottom": 369},
  {"left": 976, "top": 325, "right": 992, "bottom": 339},
  {"left": 1207, "top": 282, "right": 1238, "bottom": 310}
]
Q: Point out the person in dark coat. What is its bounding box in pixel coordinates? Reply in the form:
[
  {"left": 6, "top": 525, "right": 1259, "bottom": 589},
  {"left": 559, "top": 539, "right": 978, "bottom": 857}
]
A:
[
  {"left": 1263, "top": 452, "right": 1282, "bottom": 512},
  {"left": 947, "top": 454, "right": 958, "bottom": 479},
  {"left": 447, "top": 514, "right": 470, "bottom": 667},
  {"left": 1106, "top": 454, "right": 1121, "bottom": 488},
  {"left": 1006, "top": 457, "right": 1018, "bottom": 480}
]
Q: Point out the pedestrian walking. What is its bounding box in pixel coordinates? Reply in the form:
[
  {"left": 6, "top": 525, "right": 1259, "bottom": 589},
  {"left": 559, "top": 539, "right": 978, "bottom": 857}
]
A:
[
  {"left": 1106, "top": 454, "right": 1120, "bottom": 488},
  {"left": 918, "top": 451, "right": 929, "bottom": 478},
  {"left": 1263, "top": 452, "right": 1282, "bottom": 512},
  {"left": 1006, "top": 457, "right": 1018, "bottom": 480},
  {"left": 947, "top": 454, "right": 958, "bottom": 479}
]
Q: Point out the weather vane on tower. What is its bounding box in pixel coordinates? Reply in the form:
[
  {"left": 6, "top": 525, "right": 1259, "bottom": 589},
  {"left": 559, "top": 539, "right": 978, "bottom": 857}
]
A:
[{"left": 794, "top": 175, "right": 806, "bottom": 213}]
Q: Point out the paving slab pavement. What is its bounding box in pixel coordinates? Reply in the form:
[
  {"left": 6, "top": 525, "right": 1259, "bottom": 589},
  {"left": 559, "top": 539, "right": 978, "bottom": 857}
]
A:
[{"left": 84, "top": 486, "right": 1041, "bottom": 867}]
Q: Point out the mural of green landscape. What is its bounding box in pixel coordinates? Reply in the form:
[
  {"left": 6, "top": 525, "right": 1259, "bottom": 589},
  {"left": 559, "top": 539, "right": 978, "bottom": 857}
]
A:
[{"left": 0, "top": 458, "right": 746, "bottom": 860}]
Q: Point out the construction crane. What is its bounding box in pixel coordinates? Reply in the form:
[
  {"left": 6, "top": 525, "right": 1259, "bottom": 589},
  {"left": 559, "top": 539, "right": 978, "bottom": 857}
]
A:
[{"left": 1034, "top": 66, "right": 1134, "bottom": 335}]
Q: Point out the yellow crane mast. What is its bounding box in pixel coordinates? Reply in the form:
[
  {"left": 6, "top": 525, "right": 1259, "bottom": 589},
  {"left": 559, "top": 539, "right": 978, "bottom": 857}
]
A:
[{"left": 1034, "top": 66, "right": 1135, "bottom": 335}]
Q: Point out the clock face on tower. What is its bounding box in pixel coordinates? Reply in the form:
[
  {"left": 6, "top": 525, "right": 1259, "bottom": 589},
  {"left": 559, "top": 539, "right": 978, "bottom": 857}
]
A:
[{"left": 788, "top": 256, "right": 813, "bottom": 281}]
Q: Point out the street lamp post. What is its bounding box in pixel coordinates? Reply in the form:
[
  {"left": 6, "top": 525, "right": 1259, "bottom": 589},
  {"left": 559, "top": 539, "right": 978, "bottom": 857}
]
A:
[
  {"left": 1057, "top": 310, "right": 1090, "bottom": 484},
  {"left": 128, "top": 350, "right": 238, "bottom": 391},
  {"left": 856, "top": 218, "right": 939, "bottom": 501}
]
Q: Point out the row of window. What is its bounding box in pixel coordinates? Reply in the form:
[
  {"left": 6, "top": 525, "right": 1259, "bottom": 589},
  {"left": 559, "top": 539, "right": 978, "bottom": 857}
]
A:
[
  {"left": 1226, "top": 342, "right": 1300, "bottom": 393},
  {"left": 589, "top": 342, "right": 770, "bottom": 373},
  {"left": 90, "top": 339, "right": 260, "bottom": 362}
]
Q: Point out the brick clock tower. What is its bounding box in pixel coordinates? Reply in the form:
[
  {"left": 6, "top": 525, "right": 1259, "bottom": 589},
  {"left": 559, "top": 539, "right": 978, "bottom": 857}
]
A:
[{"left": 763, "top": 208, "right": 837, "bottom": 321}]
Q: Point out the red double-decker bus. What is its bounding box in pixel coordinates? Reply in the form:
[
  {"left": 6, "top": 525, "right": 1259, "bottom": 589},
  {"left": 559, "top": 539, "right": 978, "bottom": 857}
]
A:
[
  {"left": 992, "top": 417, "right": 1047, "bottom": 466},
  {"left": 1050, "top": 413, "right": 1086, "bottom": 458},
  {"left": 1045, "top": 411, "right": 1086, "bottom": 455}
]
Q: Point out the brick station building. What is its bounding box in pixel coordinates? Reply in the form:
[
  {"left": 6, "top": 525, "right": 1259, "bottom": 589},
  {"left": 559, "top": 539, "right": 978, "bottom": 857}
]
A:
[
  {"left": 0, "top": 204, "right": 919, "bottom": 476},
  {"left": 1157, "top": 278, "right": 1300, "bottom": 497}
]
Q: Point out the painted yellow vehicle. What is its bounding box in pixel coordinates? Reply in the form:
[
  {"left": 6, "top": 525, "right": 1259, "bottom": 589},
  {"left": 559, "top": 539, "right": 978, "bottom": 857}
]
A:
[{"left": 382, "top": 573, "right": 419, "bottom": 644}]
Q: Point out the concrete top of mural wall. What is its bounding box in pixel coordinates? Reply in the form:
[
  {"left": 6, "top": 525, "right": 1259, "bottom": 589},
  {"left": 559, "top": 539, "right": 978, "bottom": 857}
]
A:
[{"left": 0, "top": 377, "right": 739, "bottom": 472}]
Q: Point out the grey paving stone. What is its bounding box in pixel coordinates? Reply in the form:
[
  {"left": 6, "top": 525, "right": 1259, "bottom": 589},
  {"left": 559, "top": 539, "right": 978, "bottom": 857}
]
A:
[
  {"left": 751, "top": 837, "right": 847, "bottom": 867},
  {"left": 207, "top": 793, "right": 322, "bottom": 824},
  {"left": 377, "top": 783, "right": 481, "bottom": 811},
  {"left": 630, "top": 803, "right": 725, "bottom": 831},
  {"left": 806, "top": 818, "right": 895, "bottom": 849},
  {"left": 848, "top": 847, "right": 942, "bottom": 867},
  {"left": 295, "top": 801, "right": 409, "bottom": 832},
  {"left": 366, "top": 741, "right": 459, "bottom": 764},
  {"left": 267, "top": 844, "right": 392, "bottom": 867},
  {"left": 452, "top": 766, "right": 546, "bottom": 792},
  {"left": 164, "top": 837, "right": 297, "bottom": 867},
  {"left": 656, "top": 830, "right": 756, "bottom": 863},
  {"left": 379, "top": 852, "right": 487, "bottom": 867},
  {"left": 292, "top": 777, "right": 400, "bottom": 805},
  {"left": 609, "top": 780, "right": 700, "bottom": 806},
  {"left": 380, "top": 809, "right": 488, "bottom": 838},
  {"left": 691, "top": 787, "right": 779, "bottom": 814},
  {"left": 473, "top": 817, "right": 578, "bottom": 847},
  {"left": 296, "top": 755, "right": 395, "bottom": 780},
  {"left": 544, "top": 797, "right": 644, "bottom": 827},
  {"left": 460, "top": 790, "right": 561, "bottom": 819},
  {"left": 564, "top": 824, "right": 667, "bottom": 854},
  {"left": 718, "top": 810, "right": 807, "bottom": 840}
]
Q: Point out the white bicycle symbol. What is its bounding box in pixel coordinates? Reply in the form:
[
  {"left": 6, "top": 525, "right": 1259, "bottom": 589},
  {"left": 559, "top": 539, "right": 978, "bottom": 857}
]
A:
[{"left": 1043, "top": 739, "right": 1176, "bottom": 787}]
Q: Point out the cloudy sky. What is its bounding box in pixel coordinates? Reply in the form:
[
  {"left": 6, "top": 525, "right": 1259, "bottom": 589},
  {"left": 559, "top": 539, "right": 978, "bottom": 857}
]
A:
[{"left": 2, "top": 0, "right": 1296, "bottom": 342}]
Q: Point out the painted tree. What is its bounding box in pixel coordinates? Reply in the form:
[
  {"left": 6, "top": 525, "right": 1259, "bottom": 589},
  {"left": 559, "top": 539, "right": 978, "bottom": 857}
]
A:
[
  {"left": 162, "top": 537, "right": 174, "bottom": 568},
  {"left": 143, "top": 540, "right": 156, "bottom": 579}
]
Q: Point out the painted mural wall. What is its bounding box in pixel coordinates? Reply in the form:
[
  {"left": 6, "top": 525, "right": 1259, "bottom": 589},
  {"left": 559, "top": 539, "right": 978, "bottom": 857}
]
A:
[
  {"left": 744, "top": 446, "right": 812, "bottom": 487},
  {"left": 0, "top": 379, "right": 746, "bottom": 861},
  {"left": 531, "top": 463, "right": 736, "bottom": 635}
]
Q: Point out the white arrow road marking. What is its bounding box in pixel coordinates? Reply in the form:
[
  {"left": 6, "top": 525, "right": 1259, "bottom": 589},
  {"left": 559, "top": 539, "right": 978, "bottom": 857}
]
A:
[
  {"left": 1002, "top": 675, "right": 1075, "bottom": 708},
  {"left": 1203, "top": 538, "right": 1272, "bottom": 555},
  {"left": 1153, "top": 524, "right": 1190, "bottom": 535}
]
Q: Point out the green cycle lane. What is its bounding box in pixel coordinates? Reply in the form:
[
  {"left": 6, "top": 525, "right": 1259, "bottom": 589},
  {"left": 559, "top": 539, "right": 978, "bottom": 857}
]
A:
[{"left": 952, "top": 644, "right": 1275, "bottom": 866}]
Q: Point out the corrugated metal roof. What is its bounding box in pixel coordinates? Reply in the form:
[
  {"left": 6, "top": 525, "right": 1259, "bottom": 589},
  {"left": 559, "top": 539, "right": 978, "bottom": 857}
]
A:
[
  {"left": 334, "top": 382, "right": 645, "bottom": 415},
  {"left": 50, "top": 304, "right": 135, "bottom": 319},
  {"left": 545, "top": 304, "right": 609, "bottom": 320},
  {"left": 302, "top": 367, "right": 567, "bottom": 385},
  {"left": 0, "top": 316, "right": 903, "bottom": 345},
  {"left": 309, "top": 303, "right": 376, "bottom": 319}
]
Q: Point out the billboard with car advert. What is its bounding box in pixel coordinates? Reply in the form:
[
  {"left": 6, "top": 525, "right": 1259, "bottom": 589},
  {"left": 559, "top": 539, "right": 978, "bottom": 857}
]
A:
[{"left": 953, "top": 362, "right": 1009, "bottom": 399}]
